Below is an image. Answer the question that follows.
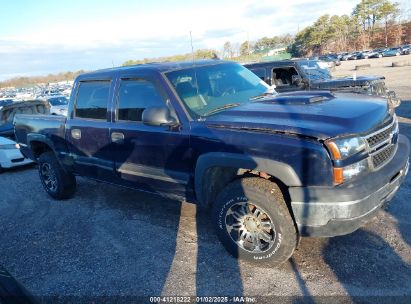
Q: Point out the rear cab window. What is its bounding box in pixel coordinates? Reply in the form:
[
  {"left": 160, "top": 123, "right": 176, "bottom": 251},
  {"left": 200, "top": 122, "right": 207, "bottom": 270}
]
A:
[{"left": 75, "top": 81, "right": 111, "bottom": 120}]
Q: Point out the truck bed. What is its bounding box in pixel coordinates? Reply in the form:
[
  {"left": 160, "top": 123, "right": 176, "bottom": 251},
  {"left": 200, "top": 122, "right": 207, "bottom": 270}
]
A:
[{"left": 14, "top": 114, "right": 67, "bottom": 160}]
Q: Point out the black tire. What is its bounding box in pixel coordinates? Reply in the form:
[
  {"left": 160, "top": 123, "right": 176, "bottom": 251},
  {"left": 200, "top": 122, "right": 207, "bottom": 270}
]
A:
[
  {"left": 212, "top": 177, "right": 298, "bottom": 265},
  {"left": 38, "top": 151, "right": 76, "bottom": 199}
]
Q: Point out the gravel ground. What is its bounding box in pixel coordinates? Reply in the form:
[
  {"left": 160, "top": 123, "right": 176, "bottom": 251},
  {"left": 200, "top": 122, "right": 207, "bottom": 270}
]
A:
[{"left": 1, "top": 90, "right": 411, "bottom": 302}]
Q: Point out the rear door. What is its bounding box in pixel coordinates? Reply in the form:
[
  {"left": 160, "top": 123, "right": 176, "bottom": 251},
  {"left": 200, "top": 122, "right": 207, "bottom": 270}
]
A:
[
  {"left": 65, "top": 79, "right": 115, "bottom": 181},
  {"left": 109, "top": 72, "right": 192, "bottom": 199}
]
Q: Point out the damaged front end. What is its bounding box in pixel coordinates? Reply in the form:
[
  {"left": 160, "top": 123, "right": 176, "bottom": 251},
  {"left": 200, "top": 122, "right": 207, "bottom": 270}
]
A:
[
  {"left": 366, "top": 81, "right": 401, "bottom": 108},
  {"left": 329, "top": 79, "right": 401, "bottom": 108}
]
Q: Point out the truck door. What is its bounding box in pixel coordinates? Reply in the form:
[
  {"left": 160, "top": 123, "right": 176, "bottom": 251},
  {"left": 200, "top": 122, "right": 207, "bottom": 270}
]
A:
[
  {"left": 65, "top": 79, "right": 115, "bottom": 181},
  {"left": 109, "top": 74, "right": 192, "bottom": 200}
]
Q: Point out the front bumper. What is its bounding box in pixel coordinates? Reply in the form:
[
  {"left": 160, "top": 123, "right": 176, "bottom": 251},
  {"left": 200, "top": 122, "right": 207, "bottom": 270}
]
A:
[
  {"left": 0, "top": 148, "right": 33, "bottom": 169},
  {"left": 289, "top": 134, "right": 410, "bottom": 237}
]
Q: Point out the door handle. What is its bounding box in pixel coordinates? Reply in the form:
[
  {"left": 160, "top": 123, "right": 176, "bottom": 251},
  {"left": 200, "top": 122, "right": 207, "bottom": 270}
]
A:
[
  {"left": 111, "top": 132, "right": 125, "bottom": 143},
  {"left": 71, "top": 129, "right": 81, "bottom": 140}
]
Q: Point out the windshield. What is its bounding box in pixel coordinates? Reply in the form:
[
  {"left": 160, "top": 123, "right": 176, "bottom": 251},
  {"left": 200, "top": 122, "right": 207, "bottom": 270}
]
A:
[
  {"left": 297, "top": 60, "right": 332, "bottom": 81},
  {"left": 166, "top": 62, "right": 272, "bottom": 117},
  {"left": 48, "top": 96, "right": 68, "bottom": 106}
]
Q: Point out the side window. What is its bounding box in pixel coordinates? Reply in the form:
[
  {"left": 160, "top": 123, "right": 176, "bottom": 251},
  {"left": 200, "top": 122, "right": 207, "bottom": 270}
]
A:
[
  {"left": 250, "top": 68, "right": 266, "bottom": 82},
  {"left": 75, "top": 81, "right": 110, "bottom": 119},
  {"left": 117, "top": 79, "right": 166, "bottom": 122},
  {"left": 272, "top": 67, "right": 299, "bottom": 87}
]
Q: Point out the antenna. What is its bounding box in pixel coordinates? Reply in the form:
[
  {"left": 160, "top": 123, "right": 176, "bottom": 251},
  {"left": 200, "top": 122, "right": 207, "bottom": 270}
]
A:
[
  {"left": 190, "top": 31, "right": 195, "bottom": 62},
  {"left": 189, "top": 31, "right": 201, "bottom": 103}
]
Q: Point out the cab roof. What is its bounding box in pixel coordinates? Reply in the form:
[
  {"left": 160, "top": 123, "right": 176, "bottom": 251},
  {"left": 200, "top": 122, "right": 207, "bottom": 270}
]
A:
[{"left": 76, "top": 59, "right": 229, "bottom": 80}]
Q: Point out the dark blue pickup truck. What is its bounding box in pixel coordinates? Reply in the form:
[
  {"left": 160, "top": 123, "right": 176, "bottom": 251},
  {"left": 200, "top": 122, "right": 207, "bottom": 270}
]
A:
[{"left": 14, "top": 60, "right": 410, "bottom": 265}]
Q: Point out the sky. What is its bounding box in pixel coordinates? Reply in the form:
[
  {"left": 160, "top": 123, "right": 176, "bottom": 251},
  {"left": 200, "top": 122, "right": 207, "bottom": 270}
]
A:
[{"left": 0, "top": 0, "right": 410, "bottom": 81}]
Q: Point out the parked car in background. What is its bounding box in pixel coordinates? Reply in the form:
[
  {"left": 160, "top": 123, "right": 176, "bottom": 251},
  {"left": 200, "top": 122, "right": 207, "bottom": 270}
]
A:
[
  {"left": 401, "top": 45, "right": 411, "bottom": 55},
  {"left": 383, "top": 47, "right": 401, "bottom": 57},
  {"left": 359, "top": 50, "right": 383, "bottom": 59},
  {"left": 368, "top": 48, "right": 385, "bottom": 58},
  {"left": 0, "top": 136, "right": 32, "bottom": 172},
  {"left": 41, "top": 95, "right": 69, "bottom": 116},
  {"left": 343, "top": 52, "right": 361, "bottom": 60},
  {"left": 358, "top": 50, "right": 372, "bottom": 59},
  {"left": 337, "top": 52, "right": 349, "bottom": 60},
  {"left": 0, "top": 100, "right": 50, "bottom": 137},
  {"left": 0, "top": 98, "right": 14, "bottom": 110},
  {"left": 39, "top": 88, "right": 61, "bottom": 96},
  {"left": 318, "top": 54, "right": 341, "bottom": 66},
  {"left": 244, "top": 59, "right": 400, "bottom": 107}
]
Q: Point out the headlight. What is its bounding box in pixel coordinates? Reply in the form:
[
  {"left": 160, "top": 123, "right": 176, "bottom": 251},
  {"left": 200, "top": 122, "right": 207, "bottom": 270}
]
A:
[
  {"left": 326, "top": 136, "right": 366, "bottom": 160},
  {"left": 326, "top": 136, "right": 369, "bottom": 185},
  {"left": 343, "top": 158, "right": 370, "bottom": 180}
]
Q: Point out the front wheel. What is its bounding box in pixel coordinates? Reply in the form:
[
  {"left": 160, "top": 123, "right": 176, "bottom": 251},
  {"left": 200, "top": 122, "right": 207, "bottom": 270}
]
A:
[
  {"left": 38, "top": 152, "right": 76, "bottom": 200},
  {"left": 212, "top": 177, "right": 298, "bottom": 265}
]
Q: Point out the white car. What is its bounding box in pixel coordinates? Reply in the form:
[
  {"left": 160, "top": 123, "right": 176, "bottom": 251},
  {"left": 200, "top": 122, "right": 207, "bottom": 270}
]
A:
[
  {"left": 42, "top": 95, "right": 69, "bottom": 116},
  {"left": 0, "top": 137, "right": 32, "bottom": 171}
]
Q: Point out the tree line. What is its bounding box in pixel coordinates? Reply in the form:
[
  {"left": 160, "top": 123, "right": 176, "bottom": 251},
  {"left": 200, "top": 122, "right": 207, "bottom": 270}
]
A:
[
  {"left": 225, "top": 0, "right": 407, "bottom": 58},
  {"left": 291, "top": 0, "right": 406, "bottom": 56},
  {"left": 0, "top": 70, "right": 85, "bottom": 89}
]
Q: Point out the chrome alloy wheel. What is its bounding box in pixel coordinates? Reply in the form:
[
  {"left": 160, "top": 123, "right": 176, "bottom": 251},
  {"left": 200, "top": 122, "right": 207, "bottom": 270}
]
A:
[
  {"left": 40, "top": 163, "right": 58, "bottom": 192},
  {"left": 225, "top": 202, "right": 276, "bottom": 253}
]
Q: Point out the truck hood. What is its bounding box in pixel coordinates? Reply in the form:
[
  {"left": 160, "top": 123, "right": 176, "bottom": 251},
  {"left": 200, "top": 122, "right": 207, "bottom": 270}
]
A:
[
  {"left": 204, "top": 92, "right": 390, "bottom": 140},
  {"left": 0, "top": 136, "right": 16, "bottom": 145},
  {"left": 310, "top": 75, "right": 384, "bottom": 90}
]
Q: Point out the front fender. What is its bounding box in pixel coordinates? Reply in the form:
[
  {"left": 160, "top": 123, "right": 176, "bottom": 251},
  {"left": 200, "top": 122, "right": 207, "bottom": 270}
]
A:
[{"left": 194, "top": 152, "right": 302, "bottom": 207}]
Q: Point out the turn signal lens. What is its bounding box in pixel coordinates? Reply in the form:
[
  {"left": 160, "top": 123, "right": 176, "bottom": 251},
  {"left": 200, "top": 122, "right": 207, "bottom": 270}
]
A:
[
  {"left": 327, "top": 141, "right": 342, "bottom": 160},
  {"left": 333, "top": 168, "right": 344, "bottom": 185}
]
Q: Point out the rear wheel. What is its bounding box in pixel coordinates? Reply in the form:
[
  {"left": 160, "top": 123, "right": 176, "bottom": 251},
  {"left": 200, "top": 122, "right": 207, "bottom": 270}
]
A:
[
  {"left": 212, "top": 177, "right": 298, "bottom": 265},
  {"left": 38, "top": 152, "right": 76, "bottom": 199}
]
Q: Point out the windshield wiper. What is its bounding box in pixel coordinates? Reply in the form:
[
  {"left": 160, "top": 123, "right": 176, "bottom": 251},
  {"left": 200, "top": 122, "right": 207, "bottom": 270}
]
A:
[
  {"left": 249, "top": 91, "right": 276, "bottom": 101},
  {"left": 202, "top": 103, "right": 241, "bottom": 117}
]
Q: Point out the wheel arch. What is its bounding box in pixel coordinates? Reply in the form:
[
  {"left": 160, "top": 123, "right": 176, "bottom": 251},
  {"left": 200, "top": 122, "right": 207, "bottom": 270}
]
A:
[
  {"left": 194, "top": 152, "right": 302, "bottom": 208},
  {"left": 27, "top": 134, "right": 55, "bottom": 160}
]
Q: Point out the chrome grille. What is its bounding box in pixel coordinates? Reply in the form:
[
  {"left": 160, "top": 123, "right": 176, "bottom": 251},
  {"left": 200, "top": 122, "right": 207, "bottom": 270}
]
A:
[
  {"left": 364, "top": 117, "right": 398, "bottom": 170},
  {"left": 366, "top": 122, "right": 395, "bottom": 149},
  {"left": 372, "top": 145, "right": 396, "bottom": 169}
]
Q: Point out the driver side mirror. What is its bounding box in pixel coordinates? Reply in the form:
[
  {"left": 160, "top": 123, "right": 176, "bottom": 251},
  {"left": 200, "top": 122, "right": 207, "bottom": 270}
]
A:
[
  {"left": 291, "top": 75, "right": 303, "bottom": 86},
  {"left": 142, "top": 106, "right": 177, "bottom": 126}
]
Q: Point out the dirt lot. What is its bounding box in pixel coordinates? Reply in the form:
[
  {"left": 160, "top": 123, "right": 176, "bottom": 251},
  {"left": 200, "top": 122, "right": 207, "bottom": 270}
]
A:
[
  {"left": 333, "top": 54, "right": 411, "bottom": 100},
  {"left": 1, "top": 69, "right": 411, "bottom": 302}
]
